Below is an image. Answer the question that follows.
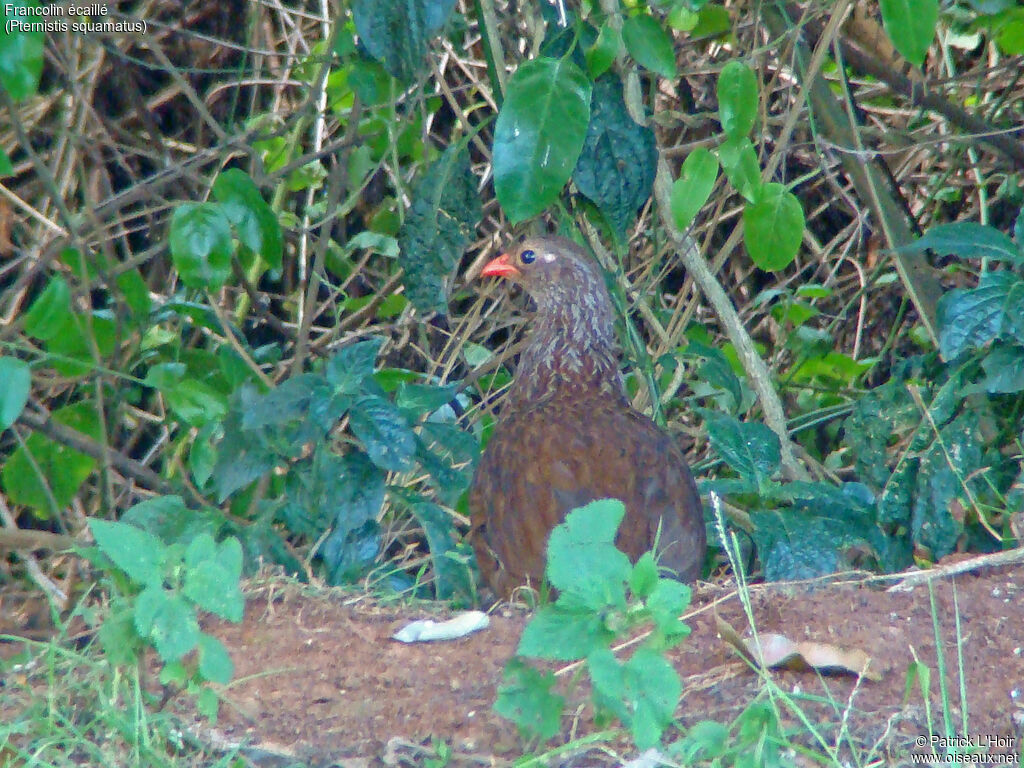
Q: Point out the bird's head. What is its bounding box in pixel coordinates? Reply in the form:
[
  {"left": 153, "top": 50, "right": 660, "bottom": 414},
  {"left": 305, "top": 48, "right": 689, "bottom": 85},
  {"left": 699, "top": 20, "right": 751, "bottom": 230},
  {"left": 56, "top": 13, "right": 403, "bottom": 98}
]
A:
[{"left": 479, "top": 236, "right": 606, "bottom": 309}]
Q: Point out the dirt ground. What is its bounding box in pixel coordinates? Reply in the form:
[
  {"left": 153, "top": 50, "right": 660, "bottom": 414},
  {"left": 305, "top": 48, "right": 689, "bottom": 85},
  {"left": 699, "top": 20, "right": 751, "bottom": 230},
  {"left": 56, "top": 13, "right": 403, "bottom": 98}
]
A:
[{"left": 172, "top": 565, "right": 1024, "bottom": 767}]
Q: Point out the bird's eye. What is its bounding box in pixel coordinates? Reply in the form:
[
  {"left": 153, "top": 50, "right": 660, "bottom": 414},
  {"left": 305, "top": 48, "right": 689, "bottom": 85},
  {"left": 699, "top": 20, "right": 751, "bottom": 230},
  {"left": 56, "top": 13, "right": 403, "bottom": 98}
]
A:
[{"left": 520, "top": 249, "right": 536, "bottom": 264}]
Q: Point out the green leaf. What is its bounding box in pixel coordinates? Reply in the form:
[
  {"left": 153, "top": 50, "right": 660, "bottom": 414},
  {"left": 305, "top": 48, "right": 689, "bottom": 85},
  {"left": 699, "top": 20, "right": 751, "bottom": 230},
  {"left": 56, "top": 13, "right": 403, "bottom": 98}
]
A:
[
  {"left": 701, "top": 411, "right": 780, "bottom": 493},
  {"left": 623, "top": 647, "right": 681, "bottom": 749},
  {"left": 621, "top": 14, "right": 677, "bottom": 79},
  {"left": 352, "top": 0, "right": 455, "bottom": 81},
  {"left": 169, "top": 203, "right": 234, "bottom": 290},
  {"left": 546, "top": 499, "right": 631, "bottom": 609},
  {"left": 0, "top": 357, "right": 30, "bottom": 430},
  {"left": 936, "top": 270, "right": 1022, "bottom": 360},
  {"left": 319, "top": 451, "right": 385, "bottom": 585},
  {"left": 45, "top": 311, "right": 117, "bottom": 378},
  {"left": 2, "top": 401, "right": 101, "bottom": 513},
  {"left": 24, "top": 276, "right": 72, "bottom": 341},
  {"left": 97, "top": 604, "right": 143, "bottom": 667},
  {"left": 183, "top": 536, "right": 245, "bottom": 622},
  {"left": 121, "top": 495, "right": 223, "bottom": 547},
  {"left": 493, "top": 57, "right": 592, "bottom": 223},
  {"left": 134, "top": 586, "right": 201, "bottom": 661},
  {"left": 116, "top": 268, "right": 152, "bottom": 320},
  {"left": 670, "top": 147, "right": 719, "bottom": 231},
  {"left": 0, "top": 148, "right": 12, "bottom": 177},
  {"left": 404, "top": 498, "right": 473, "bottom": 600},
  {"left": 903, "top": 221, "right": 1021, "bottom": 263},
  {"left": 212, "top": 169, "right": 283, "bottom": 269},
  {"left": 629, "top": 552, "right": 659, "bottom": 599},
  {"left": 198, "top": 634, "right": 234, "bottom": 684},
  {"left": 975, "top": 343, "right": 1024, "bottom": 394},
  {"left": 879, "top": 0, "right": 938, "bottom": 68},
  {"left": 89, "top": 519, "right": 168, "bottom": 587},
  {"left": 743, "top": 183, "right": 804, "bottom": 270},
  {"left": 397, "top": 143, "right": 481, "bottom": 313},
  {"left": 585, "top": 21, "right": 622, "bottom": 79},
  {"left": 326, "top": 337, "right": 385, "bottom": 393},
  {"left": 0, "top": 1, "right": 44, "bottom": 101},
  {"left": 494, "top": 659, "right": 565, "bottom": 740},
  {"left": 717, "top": 60, "right": 758, "bottom": 138},
  {"left": 518, "top": 605, "right": 614, "bottom": 660},
  {"left": 349, "top": 395, "right": 417, "bottom": 471},
  {"left": 717, "top": 136, "right": 760, "bottom": 202},
  {"left": 572, "top": 75, "right": 657, "bottom": 237}
]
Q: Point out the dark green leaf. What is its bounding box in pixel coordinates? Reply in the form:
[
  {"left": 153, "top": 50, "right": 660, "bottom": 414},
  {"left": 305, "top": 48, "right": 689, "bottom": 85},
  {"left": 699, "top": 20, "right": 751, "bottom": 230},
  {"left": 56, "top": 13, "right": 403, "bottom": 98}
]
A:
[
  {"left": 45, "top": 311, "right": 117, "bottom": 378},
  {"left": 975, "top": 343, "right": 1024, "bottom": 393},
  {"left": 25, "top": 276, "right": 72, "bottom": 341},
  {"left": 405, "top": 498, "right": 473, "bottom": 600},
  {"left": 572, "top": 75, "right": 657, "bottom": 237},
  {"left": 349, "top": 395, "right": 416, "bottom": 471},
  {"left": 352, "top": 0, "right": 455, "bottom": 81},
  {"left": 320, "top": 452, "right": 385, "bottom": 585},
  {"left": 670, "top": 147, "right": 719, "bottom": 231},
  {"left": 879, "top": 0, "right": 937, "bottom": 68},
  {"left": 936, "top": 270, "right": 1019, "bottom": 360},
  {"left": 169, "top": 203, "right": 234, "bottom": 290},
  {"left": 0, "top": 357, "right": 30, "bottom": 430},
  {"left": 0, "top": 1, "right": 44, "bottom": 101},
  {"left": 621, "top": 14, "right": 677, "bottom": 78},
  {"left": 121, "top": 495, "right": 223, "bottom": 548},
  {"left": 903, "top": 221, "right": 1020, "bottom": 263},
  {"left": 701, "top": 411, "right": 780, "bottom": 492},
  {"left": 326, "top": 337, "right": 385, "bottom": 393},
  {"left": 493, "top": 57, "right": 592, "bottom": 223},
  {"left": 397, "top": 144, "right": 480, "bottom": 313},
  {"left": 717, "top": 60, "right": 758, "bottom": 138},
  {"left": 212, "top": 168, "right": 283, "bottom": 269},
  {"left": 115, "top": 268, "right": 152, "bottom": 320}
]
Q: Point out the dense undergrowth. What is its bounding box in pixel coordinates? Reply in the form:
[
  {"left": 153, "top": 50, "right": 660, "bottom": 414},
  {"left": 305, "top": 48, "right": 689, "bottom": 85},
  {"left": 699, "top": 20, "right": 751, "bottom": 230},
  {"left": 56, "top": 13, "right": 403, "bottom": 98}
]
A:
[{"left": 1, "top": 0, "right": 1024, "bottom": 759}]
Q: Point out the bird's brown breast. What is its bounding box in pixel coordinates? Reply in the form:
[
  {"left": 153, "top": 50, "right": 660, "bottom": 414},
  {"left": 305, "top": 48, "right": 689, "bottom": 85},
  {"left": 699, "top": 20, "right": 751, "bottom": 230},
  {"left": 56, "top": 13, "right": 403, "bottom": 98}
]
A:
[{"left": 469, "top": 389, "right": 705, "bottom": 599}]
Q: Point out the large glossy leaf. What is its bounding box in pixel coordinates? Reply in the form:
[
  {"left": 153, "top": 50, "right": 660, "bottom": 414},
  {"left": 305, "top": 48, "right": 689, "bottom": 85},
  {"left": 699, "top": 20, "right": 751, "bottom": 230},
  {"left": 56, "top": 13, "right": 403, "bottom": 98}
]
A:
[
  {"left": 348, "top": 395, "right": 416, "bottom": 471},
  {"left": 879, "top": 0, "right": 938, "bottom": 68},
  {"left": 212, "top": 168, "right": 283, "bottom": 269},
  {"left": 572, "top": 76, "right": 657, "bottom": 237},
  {"left": 621, "top": 14, "right": 677, "bottom": 78},
  {"left": 319, "top": 452, "right": 386, "bottom": 585},
  {"left": 717, "top": 60, "right": 758, "bottom": 138},
  {"left": 936, "top": 270, "right": 1021, "bottom": 360},
  {"left": 397, "top": 144, "right": 480, "bottom": 313},
  {"left": 701, "top": 410, "right": 780, "bottom": 494},
  {"left": 326, "top": 337, "right": 385, "bottom": 394},
  {"left": 493, "top": 57, "right": 592, "bottom": 222},
  {"left": 169, "top": 203, "right": 233, "bottom": 290},
  {"left": 352, "top": 0, "right": 455, "bottom": 81},
  {"left": 743, "top": 183, "right": 804, "bottom": 271}
]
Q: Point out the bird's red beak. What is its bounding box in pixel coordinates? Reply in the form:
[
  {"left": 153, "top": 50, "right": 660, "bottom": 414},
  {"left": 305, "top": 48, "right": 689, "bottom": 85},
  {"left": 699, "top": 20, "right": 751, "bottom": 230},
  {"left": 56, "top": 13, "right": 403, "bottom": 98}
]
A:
[{"left": 480, "top": 252, "right": 520, "bottom": 278}]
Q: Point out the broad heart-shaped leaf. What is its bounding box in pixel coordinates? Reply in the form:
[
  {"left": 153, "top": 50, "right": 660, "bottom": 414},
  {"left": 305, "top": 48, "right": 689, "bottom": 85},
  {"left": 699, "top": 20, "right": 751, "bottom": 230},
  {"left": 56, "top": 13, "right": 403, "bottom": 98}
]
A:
[
  {"left": 352, "top": 0, "right": 455, "bottom": 81},
  {"left": 397, "top": 144, "right": 480, "bottom": 314},
  {"left": 319, "top": 451, "right": 386, "bottom": 585},
  {"left": 546, "top": 499, "right": 631, "bottom": 610},
  {"left": 670, "top": 147, "right": 719, "bottom": 232},
  {"left": 572, "top": 75, "right": 657, "bottom": 237},
  {"left": 717, "top": 60, "right": 758, "bottom": 139},
  {"left": 744, "top": 183, "right": 804, "bottom": 271},
  {"left": 494, "top": 659, "right": 565, "bottom": 741},
  {"left": 212, "top": 168, "right": 283, "bottom": 269},
  {"left": 133, "top": 585, "right": 201, "bottom": 662},
  {"left": 2, "top": 401, "right": 100, "bottom": 514},
  {"left": 183, "top": 535, "right": 245, "bottom": 622},
  {"left": 0, "top": 356, "right": 30, "bottom": 430},
  {"left": 493, "top": 57, "right": 592, "bottom": 223},
  {"left": 24, "top": 275, "right": 71, "bottom": 341},
  {"left": 936, "top": 270, "right": 1023, "bottom": 360},
  {"left": 621, "top": 13, "right": 677, "bottom": 79},
  {"left": 348, "top": 394, "right": 416, "bottom": 471},
  {"left": 517, "top": 604, "right": 615, "bottom": 661},
  {"left": 903, "top": 221, "right": 1020, "bottom": 264},
  {"left": 700, "top": 410, "right": 780, "bottom": 493},
  {"left": 717, "top": 136, "right": 760, "bottom": 203},
  {"left": 0, "top": 1, "right": 44, "bottom": 101},
  {"left": 169, "top": 202, "right": 233, "bottom": 290},
  {"left": 879, "top": 0, "right": 938, "bottom": 68},
  {"left": 89, "top": 519, "right": 168, "bottom": 587}
]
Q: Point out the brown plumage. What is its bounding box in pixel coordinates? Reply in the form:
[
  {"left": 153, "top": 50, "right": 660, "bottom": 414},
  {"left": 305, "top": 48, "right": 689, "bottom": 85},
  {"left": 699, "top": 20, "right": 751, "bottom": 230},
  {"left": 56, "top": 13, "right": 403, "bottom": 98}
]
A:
[{"left": 469, "top": 236, "right": 706, "bottom": 599}]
